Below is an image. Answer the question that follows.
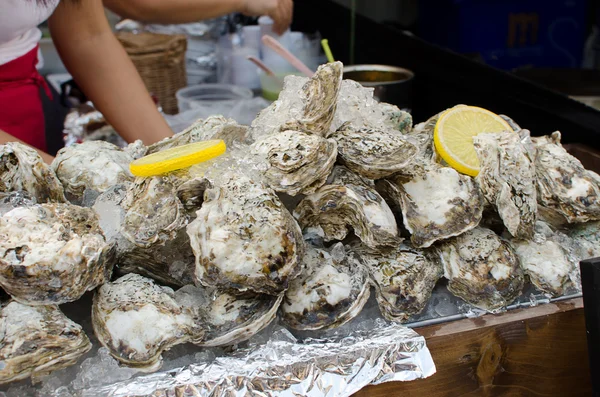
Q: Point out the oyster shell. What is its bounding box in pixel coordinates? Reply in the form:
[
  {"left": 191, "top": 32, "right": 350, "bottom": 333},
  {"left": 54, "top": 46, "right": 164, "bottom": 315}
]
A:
[
  {"left": 0, "top": 301, "right": 91, "bottom": 385},
  {"left": 566, "top": 221, "right": 600, "bottom": 261},
  {"left": 438, "top": 227, "right": 524, "bottom": 312},
  {"left": 294, "top": 166, "right": 400, "bottom": 249},
  {"left": 0, "top": 203, "right": 115, "bottom": 305},
  {"left": 349, "top": 244, "right": 442, "bottom": 322},
  {"left": 376, "top": 165, "right": 484, "bottom": 248},
  {"left": 473, "top": 131, "right": 537, "bottom": 239},
  {"left": 251, "top": 130, "right": 337, "bottom": 195},
  {"left": 327, "top": 122, "right": 418, "bottom": 179},
  {"left": 533, "top": 131, "right": 600, "bottom": 223},
  {"left": 280, "top": 243, "right": 370, "bottom": 331},
  {"left": 187, "top": 173, "right": 303, "bottom": 295},
  {"left": 92, "top": 274, "right": 202, "bottom": 372},
  {"left": 51, "top": 141, "right": 134, "bottom": 205},
  {"left": 0, "top": 142, "right": 65, "bottom": 203}
]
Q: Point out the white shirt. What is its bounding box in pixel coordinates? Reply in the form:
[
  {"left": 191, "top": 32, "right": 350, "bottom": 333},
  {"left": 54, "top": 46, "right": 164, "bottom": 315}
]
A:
[{"left": 0, "top": 0, "right": 60, "bottom": 66}]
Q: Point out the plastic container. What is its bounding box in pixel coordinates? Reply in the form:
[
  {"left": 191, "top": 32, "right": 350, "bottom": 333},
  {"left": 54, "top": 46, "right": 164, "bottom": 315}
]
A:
[{"left": 176, "top": 84, "right": 253, "bottom": 113}]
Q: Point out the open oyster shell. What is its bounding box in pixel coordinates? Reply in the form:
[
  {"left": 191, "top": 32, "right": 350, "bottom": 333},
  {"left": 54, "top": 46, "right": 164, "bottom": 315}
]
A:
[
  {"left": 294, "top": 166, "right": 400, "bottom": 249},
  {"left": 187, "top": 173, "right": 303, "bottom": 295},
  {"left": 51, "top": 141, "right": 134, "bottom": 205},
  {"left": 251, "top": 130, "right": 337, "bottom": 196},
  {"left": 93, "top": 274, "right": 202, "bottom": 372},
  {"left": 438, "top": 227, "right": 524, "bottom": 312},
  {"left": 0, "top": 301, "right": 91, "bottom": 385},
  {"left": 349, "top": 244, "right": 442, "bottom": 323},
  {"left": 377, "top": 165, "right": 484, "bottom": 248},
  {"left": 533, "top": 132, "right": 600, "bottom": 223},
  {"left": 0, "top": 203, "right": 115, "bottom": 305},
  {"left": 281, "top": 243, "right": 370, "bottom": 331},
  {"left": 473, "top": 131, "right": 537, "bottom": 239},
  {"left": 0, "top": 142, "right": 65, "bottom": 203}
]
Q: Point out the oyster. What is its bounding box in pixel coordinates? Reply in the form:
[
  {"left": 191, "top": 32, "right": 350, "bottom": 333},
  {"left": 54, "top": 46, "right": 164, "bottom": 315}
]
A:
[
  {"left": 251, "top": 130, "right": 337, "bottom": 195},
  {"left": 124, "top": 139, "right": 147, "bottom": 159},
  {"left": 349, "top": 244, "right": 442, "bottom": 322},
  {"left": 327, "top": 122, "right": 418, "bottom": 179},
  {"left": 294, "top": 166, "right": 400, "bottom": 249},
  {"left": 376, "top": 165, "right": 484, "bottom": 248},
  {"left": 438, "top": 227, "right": 524, "bottom": 312},
  {"left": 0, "top": 203, "right": 115, "bottom": 305},
  {"left": 533, "top": 131, "right": 600, "bottom": 223},
  {"left": 187, "top": 173, "right": 303, "bottom": 295},
  {"left": 51, "top": 141, "right": 134, "bottom": 205},
  {"left": 566, "top": 221, "right": 600, "bottom": 261},
  {"left": 93, "top": 274, "right": 202, "bottom": 372},
  {"left": 0, "top": 301, "right": 91, "bottom": 385},
  {"left": 473, "top": 131, "right": 537, "bottom": 239},
  {"left": 281, "top": 243, "right": 370, "bottom": 331},
  {"left": 0, "top": 142, "right": 65, "bottom": 203}
]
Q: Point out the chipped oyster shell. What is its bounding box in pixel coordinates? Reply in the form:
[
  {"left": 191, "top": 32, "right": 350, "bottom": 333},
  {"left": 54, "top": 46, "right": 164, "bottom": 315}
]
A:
[
  {"left": 251, "top": 130, "right": 337, "bottom": 196},
  {"left": 280, "top": 243, "right": 370, "bottom": 331},
  {"left": 439, "top": 227, "right": 524, "bottom": 312},
  {"left": 294, "top": 166, "right": 400, "bottom": 249},
  {"left": 327, "top": 122, "right": 418, "bottom": 179},
  {"left": 51, "top": 141, "right": 134, "bottom": 205},
  {"left": 0, "top": 203, "right": 115, "bottom": 305},
  {"left": 349, "top": 244, "right": 442, "bottom": 322},
  {"left": 0, "top": 301, "right": 91, "bottom": 385},
  {"left": 187, "top": 173, "right": 303, "bottom": 295},
  {"left": 0, "top": 142, "right": 65, "bottom": 203},
  {"left": 92, "top": 274, "right": 202, "bottom": 372},
  {"left": 533, "top": 131, "right": 600, "bottom": 223},
  {"left": 473, "top": 131, "right": 537, "bottom": 239},
  {"left": 376, "top": 165, "right": 484, "bottom": 248}
]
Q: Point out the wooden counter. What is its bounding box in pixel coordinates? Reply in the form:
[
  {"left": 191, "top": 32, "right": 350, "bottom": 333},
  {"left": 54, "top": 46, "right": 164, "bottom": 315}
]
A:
[{"left": 355, "top": 298, "right": 591, "bottom": 396}]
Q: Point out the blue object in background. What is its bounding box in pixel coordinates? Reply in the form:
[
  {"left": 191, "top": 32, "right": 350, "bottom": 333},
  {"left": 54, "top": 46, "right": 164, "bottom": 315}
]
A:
[{"left": 418, "top": 0, "right": 588, "bottom": 70}]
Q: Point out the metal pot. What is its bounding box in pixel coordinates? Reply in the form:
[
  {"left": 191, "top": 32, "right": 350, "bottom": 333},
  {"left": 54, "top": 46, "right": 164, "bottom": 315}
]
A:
[{"left": 343, "top": 64, "right": 414, "bottom": 112}]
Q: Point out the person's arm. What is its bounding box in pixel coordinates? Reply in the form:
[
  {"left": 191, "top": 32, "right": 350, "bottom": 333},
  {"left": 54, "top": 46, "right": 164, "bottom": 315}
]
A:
[
  {"left": 49, "top": 0, "right": 173, "bottom": 146},
  {"left": 104, "top": 0, "right": 293, "bottom": 35},
  {"left": 0, "top": 130, "right": 54, "bottom": 164}
]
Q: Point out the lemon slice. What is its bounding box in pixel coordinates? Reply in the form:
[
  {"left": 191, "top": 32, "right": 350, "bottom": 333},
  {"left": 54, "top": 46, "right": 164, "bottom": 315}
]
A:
[
  {"left": 130, "top": 140, "right": 226, "bottom": 177},
  {"left": 434, "top": 105, "right": 513, "bottom": 177}
]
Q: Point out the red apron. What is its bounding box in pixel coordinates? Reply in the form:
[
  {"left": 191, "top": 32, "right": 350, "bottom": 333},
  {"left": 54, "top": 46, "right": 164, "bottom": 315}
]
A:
[{"left": 0, "top": 46, "right": 51, "bottom": 152}]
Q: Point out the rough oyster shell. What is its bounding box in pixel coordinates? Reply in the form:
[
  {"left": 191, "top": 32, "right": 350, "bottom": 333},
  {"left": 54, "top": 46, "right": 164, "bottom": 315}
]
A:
[
  {"left": 438, "top": 227, "right": 524, "bottom": 312},
  {"left": 327, "top": 122, "right": 418, "bottom": 179},
  {"left": 0, "top": 203, "right": 115, "bottom": 305},
  {"left": 51, "top": 141, "right": 134, "bottom": 205},
  {"left": 349, "top": 244, "right": 442, "bottom": 322},
  {"left": 566, "top": 220, "right": 600, "bottom": 261},
  {"left": 376, "top": 165, "right": 484, "bottom": 248},
  {"left": 473, "top": 131, "right": 537, "bottom": 239},
  {"left": 533, "top": 131, "right": 600, "bottom": 223},
  {"left": 251, "top": 130, "right": 337, "bottom": 196},
  {"left": 294, "top": 166, "right": 400, "bottom": 249},
  {"left": 187, "top": 173, "right": 303, "bottom": 295},
  {"left": 92, "top": 274, "right": 202, "bottom": 372},
  {"left": 0, "top": 301, "right": 91, "bottom": 385},
  {"left": 280, "top": 243, "right": 370, "bottom": 331},
  {"left": 0, "top": 142, "right": 65, "bottom": 203}
]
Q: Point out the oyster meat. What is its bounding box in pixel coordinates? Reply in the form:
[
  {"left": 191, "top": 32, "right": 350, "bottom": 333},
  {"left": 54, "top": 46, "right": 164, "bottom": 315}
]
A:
[
  {"left": 0, "top": 203, "right": 115, "bottom": 305},
  {"left": 0, "top": 142, "right": 65, "bottom": 203},
  {"left": 281, "top": 243, "right": 370, "bottom": 331},
  {"left": 0, "top": 301, "right": 91, "bottom": 385},
  {"left": 438, "top": 227, "right": 524, "bottom": 312},
  {"left": 52, "top": 140, "right": 134, "bottom": 205},
  {"left": 376, "top": 165, "right": 484, "bottom": 248},
  {"left": 350, "top": 244, "right": 442, "bottom": 322},
  {"left": 473, "top": 131, "right": 537, "bottom": 239},
  {"left": 294, "top": 166, "right": 400, "bottom": 249},
  {"left": 187, "top": 172, "right": 303, "bottom": 295}
]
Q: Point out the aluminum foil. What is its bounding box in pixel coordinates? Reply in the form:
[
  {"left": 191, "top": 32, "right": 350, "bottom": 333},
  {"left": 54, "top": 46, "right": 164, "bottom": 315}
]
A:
[{"left": 79, "top": 320, "right": 435, "bottom": 397}]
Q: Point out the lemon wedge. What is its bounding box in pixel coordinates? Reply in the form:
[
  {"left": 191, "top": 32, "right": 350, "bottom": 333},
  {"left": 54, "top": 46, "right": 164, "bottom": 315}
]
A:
[
  {"left": 130, "top": 140, "right": 226, "bottom": 177},
  {"left": 433, "top": 105, "right": 513, "bottom": 177}
]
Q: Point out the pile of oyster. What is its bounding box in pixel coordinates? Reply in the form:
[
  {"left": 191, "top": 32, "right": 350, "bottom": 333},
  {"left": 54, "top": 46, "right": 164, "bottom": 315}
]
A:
[{"left": 0, "top": 61, "right": 598, "bottom": 385}]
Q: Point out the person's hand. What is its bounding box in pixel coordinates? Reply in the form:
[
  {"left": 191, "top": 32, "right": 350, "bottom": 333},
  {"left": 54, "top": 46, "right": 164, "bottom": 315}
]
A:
[{"left": 242, "top": 0, "right": 293, "bottom": 35}]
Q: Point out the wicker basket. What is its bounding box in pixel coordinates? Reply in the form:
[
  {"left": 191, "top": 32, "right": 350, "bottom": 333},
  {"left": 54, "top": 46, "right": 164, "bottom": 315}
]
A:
[{"left": 117, "top": 32, "right": 187, "bottom": 115}]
